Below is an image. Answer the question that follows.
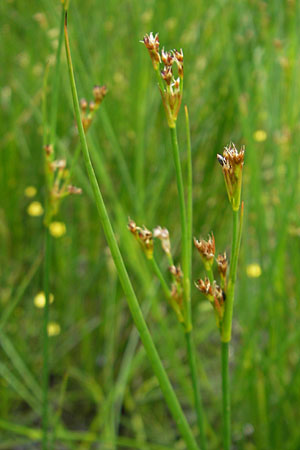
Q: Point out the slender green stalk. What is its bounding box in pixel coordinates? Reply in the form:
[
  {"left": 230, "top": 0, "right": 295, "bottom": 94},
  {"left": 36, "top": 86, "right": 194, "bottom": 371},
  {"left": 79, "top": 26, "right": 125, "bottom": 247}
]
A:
[
  {"left": 169, "top": 126, "right": 190, "bottom": 330},
  {"left": 64, "top": 13, "right": 199, "bottom": 450},
  {"left": 206, "top": 267, "right": 214, "bottom": 285},
  {"left": 221, "top": 342, "right": 230, "bottom": 450},
  {"left": 184, "top": 106, "right": 193, "bottom": 281},
  {"left": 154, "top": 67, "right": 165, "bottom": 93},
  {"left": 184, "top": 106, "right": 207, "bottom": 449},
  {"left": 42, "top": 227, "right": 51, "bottom": 450},
  {"left": 185, "top": 332, "right": 207, "bottom": 450},
  {"left": 149, "top": 257, "right": 171, "bottom": 299},
  {"left": 49, "top": 5, "right": 65, "bottom": 147},
  {"left": 220, "top": 203, "right": 243, "bottom": 449},
  {"left": 221, "top": 204, "right": 244, "bottom": 342}
]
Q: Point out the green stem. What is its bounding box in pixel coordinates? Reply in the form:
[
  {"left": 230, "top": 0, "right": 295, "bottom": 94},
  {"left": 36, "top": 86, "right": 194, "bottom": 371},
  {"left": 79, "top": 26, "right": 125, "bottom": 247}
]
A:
[
  {"left": 49, "top": 5, "right": 65, "bottom": 148},
  {"left": 42, "top": 227, "right": 51, "bottom": 450},
  {"left": 185, "top": 332, "right": 207, "bottom": 450},
  {"left": 184, "top": 106, "right": 208, "bottom": 448},
  {"left": 169, "top": 125, "right": 190, "bottom": 330},
  {"left": 221, "top": 342, "right": 230, "bottom": 450},
  {"left": 206, "top": 267, "right": 214, "bottom": 285},
  {"left": 64, "top": 14, "right": 199, "bottom": 450},
  {"left": 149, "top": 257, "right": 171, "bottom": 299},
  {"left": 184, "top": 106, "right": 192, "bottom": 282},
  {"left": 154, "top": 67, "right": 165, "bottom": 93},
  {"left": 221, "top": 204, "right": 244, "bottom": 342},
  {"left": 220, "top": 203, "right": 243, "bottom": 449}
]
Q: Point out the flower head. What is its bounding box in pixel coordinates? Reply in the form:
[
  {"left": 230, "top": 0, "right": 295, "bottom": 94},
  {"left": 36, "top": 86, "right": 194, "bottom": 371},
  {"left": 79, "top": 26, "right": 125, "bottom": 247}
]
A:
[
  {"left": 141, "top": 32, "right": 161, "bottom": 69},
  {"left": 161, "top": 48, "right": 174, "bottom": 66},
  {"left": 194, "top": 234, "right": 215, "bottom": 270},
  {"left": 217, "top": 143, "right": 245, "bottom": 211},
  {"left": 128, "top": 218, "right": 153, "bottom": 259},
  {"left": 195, "top": 278, "right": 225, "bottom": 327},
  {"left": 217, "top": 252, "right": 228, "bottom": 286},
  {"left": 141, "top": 33, "right": 184, "bottom": 128},
  {"left": 93, "top": 85, "right": 108, "bottom": 105}
]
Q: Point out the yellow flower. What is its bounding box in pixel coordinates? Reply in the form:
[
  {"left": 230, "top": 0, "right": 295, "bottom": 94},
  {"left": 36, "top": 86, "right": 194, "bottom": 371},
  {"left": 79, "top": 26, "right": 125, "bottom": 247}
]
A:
[
  {"left": 253, "top": 130, "right": 267, "bottom": 142},
  {"left": 47, "top": 322, "right": 61, "bottom": 337},
  {"left": 246, "top": 263, "right": 262, "bottom": 278},
  {"left": 27, "top": 201, "right": 44, "bottom": 217},
  {"left": 24, "top": 186, "right": 37, "bottom": 198},
  {"left": 49, "top": 221, "right": 66, "bottom": 238},
  {"left": 34, "top": 291, "right": 54, "bottom": 308}
]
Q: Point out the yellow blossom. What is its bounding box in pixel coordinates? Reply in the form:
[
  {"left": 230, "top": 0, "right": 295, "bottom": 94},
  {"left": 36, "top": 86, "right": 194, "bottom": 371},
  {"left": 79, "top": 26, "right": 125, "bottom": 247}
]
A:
[
  {"left": 34, "top": 291, "right": 54, "bottom": 308},
  {"left": 49, "top": 221, "right": 66, "bottom": 238},
  {"left": 47, "top": 322, "right": 61, "bottom": 337},
  {"left": 246, "top": 263, "right": 262, "bottom": 278},
  {"left": 24, "top": 186, "right": 37, "bottom": 198},
  {"left": 27, "top": 201, "right": 44, "bottom": 217},
  {"left": 253, "top": 130, "right": 267, "bottom": 142}
]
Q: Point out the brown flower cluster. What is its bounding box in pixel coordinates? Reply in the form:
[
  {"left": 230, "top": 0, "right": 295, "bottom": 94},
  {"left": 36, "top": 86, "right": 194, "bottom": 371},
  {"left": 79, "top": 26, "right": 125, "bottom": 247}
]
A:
[
  {"left": 195, "top": 278, "right": 225, "bottom": 326},
  {"left": 194, "top": 234, "right": 215, "bottom": 270},
  {"left": 128, "top": 219, "right": 153, "bottom": 259},
  {"left": 217, "top": 143, "right": 245, "bottom": 211},
  {"left": 141, "top": 33, "right": 184, "bottom": 127},
  {"left": 44, "top": 145, "right": 81, "bottom": 226},
  {"left": 194, "top": 232, "right": 229, "bottom": 328},
  {"left": 80, "top": 85, "right": 107, "bottom": 132}
]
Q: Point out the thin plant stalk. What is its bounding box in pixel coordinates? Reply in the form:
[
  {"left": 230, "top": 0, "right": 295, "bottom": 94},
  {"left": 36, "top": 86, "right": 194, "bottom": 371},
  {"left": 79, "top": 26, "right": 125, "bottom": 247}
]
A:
[
  {"left": 184, "top": 105, "right": 193, "bottom": 280},
  {"left": 169, "top": 114, "right": 207, "bottom": 448},
  {"left": 49, "top": 5, "right": 65, "bottom": 147},
  {"left": 42, "top": 227, "right": 51, "bottom": 450},
  {"left": 64, "top": 13, "right": 199, "bottom": 450},
  {"left": 221, "top": 204, "right": 244, "bottom": 449},
  {"left": 221, "top": 342, "right": 230, "bottom": 450},
  {"left": 185, "top": 332, "right": 207, "bottom": 450},
  {"left": 169, "top": 126, "right": 190, "bottom": 328},
  {"left": 222, "top": 205, "right": 244, "bottom": 342},
  {"left": 42, "top": 65, "right": 51, "bottom": 450},
  {"left": 149, "top": 257, "right": 171, "bottom": 299}
]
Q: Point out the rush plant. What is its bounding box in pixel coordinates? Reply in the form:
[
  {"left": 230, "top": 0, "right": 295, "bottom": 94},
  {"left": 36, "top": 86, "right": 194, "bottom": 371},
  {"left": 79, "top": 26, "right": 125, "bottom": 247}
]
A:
[{"left": 64, "top": 8, "right": 245, "bottom": 449}]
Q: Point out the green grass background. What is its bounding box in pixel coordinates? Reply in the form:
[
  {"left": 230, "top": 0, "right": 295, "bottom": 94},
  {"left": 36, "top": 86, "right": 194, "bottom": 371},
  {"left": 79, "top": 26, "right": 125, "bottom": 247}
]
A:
[{"left": 1, "top": 0, "right": 300, "bottom": 448}]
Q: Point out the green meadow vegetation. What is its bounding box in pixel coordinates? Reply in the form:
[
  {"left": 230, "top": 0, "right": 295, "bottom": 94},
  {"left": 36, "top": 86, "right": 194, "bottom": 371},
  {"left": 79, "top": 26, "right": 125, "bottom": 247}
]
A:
[{"left": 1, "top": 0, "right": 300, "bottom": 449}]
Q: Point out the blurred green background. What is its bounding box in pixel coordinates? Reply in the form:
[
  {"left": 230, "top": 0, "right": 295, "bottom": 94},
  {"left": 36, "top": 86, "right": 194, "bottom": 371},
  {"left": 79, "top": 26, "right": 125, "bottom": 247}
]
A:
[{"left": 1, "top": 0, "right": 300, "bottom": 448}]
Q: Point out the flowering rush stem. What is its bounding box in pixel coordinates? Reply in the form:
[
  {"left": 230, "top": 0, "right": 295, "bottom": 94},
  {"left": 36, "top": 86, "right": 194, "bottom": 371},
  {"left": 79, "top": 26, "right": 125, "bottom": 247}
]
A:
[
  {"left": 221, "top": 202, "right": 243, "bottom": 450},
  {"left": 185, "top": 332, "right": 207, "bottom": 450},
  {"left": 221, "top": 341, "right": 230, "bottom": 450},
  {"left": 221, "top": 203, "right": 244, "bottom": 343},
  {"left": 64, "top": 13, "right": 199, "bottom": 450},
  {"left": 169, "top": 125, "right": 191, "bottom": 330},
  {"left": 42, "top": 227, "right": 51, "bottom": 450}
]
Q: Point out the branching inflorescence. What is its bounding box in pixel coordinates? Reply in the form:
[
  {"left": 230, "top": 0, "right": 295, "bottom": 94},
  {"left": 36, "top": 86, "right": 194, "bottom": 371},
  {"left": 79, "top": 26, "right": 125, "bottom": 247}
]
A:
[{"left": 141, "top": 33, "right": 183, "bottom": 128}]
